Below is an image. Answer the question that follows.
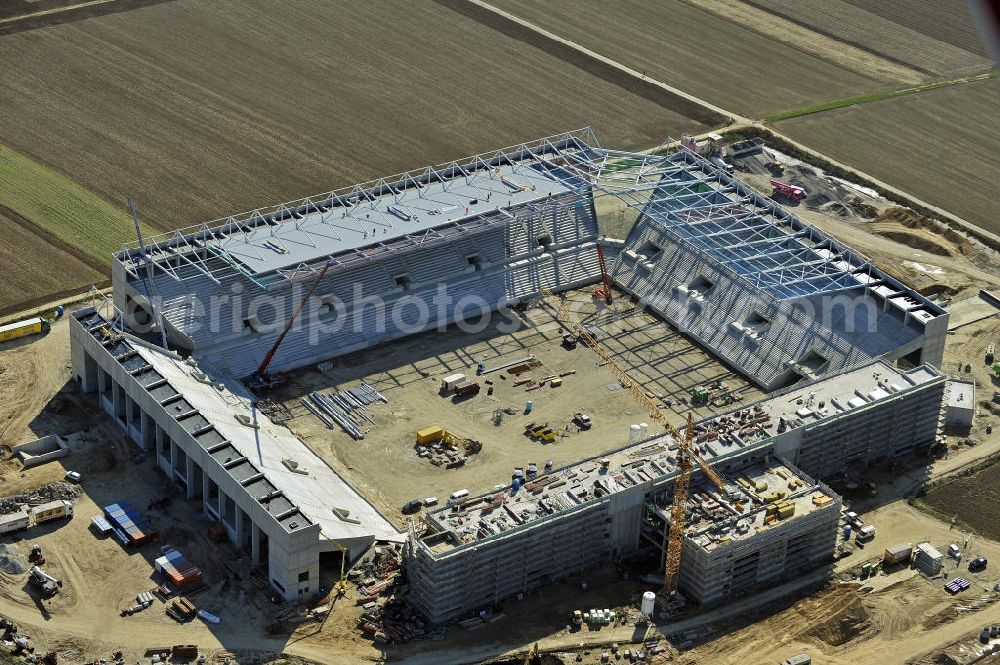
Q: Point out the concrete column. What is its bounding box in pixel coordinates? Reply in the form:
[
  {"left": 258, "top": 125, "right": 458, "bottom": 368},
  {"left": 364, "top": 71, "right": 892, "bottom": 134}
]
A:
[
  {"left": 218, "top": 488, "right": 225, "bottom": 522},
  {"left": 125, "top": 394, "right": 134, "bottom": 433},
  {"left": 169, "top": 437, "right": 178, "bottom": 476},
  {"left": 251, "top": 522, "right": 261, "bottom": 566},
  {"left": 235, "top": 508, "right": 245, "bottom": 550},
  {"left": 155, "top": 425, "right": 164, "bottom": 463},
  {"left": 202, "top": 473, "right": 211, "bottom": 516},
  {"left": 140, "top": 412, "right": 151, "bottom": 452},
  {"left": 113, "top": 382, "right": 124, "bottom": 423},
  {"left": 185, "top": 457, "right": 196, "bottom": 499}
]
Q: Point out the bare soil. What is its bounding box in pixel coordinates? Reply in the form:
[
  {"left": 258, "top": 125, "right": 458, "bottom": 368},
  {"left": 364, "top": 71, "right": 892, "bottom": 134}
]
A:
[
  {"left": 678, "top": 501, "right": 1000, "bottom": 665},
  {"left": 0, "top": 208, "right": 107, "bottom": 316},
  {"left": 922, "top": 462, "right": 1000, "bottom": 542},
  {"left": 489, "top": 0, "right": 897, "bottom": 118},
  {"left": 278, "top": 288, "right": 761, "bottom": 522},
  {"left": 775, "top": 79, "right": 1000, "bottom": 236},
  {"left": 0, "top": 0, "right": 710, "bottom": 234}
]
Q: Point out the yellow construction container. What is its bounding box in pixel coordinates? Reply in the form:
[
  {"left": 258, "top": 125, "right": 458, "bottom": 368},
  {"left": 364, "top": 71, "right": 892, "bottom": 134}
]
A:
[
  {"left": 754, "top": 481, "right": 767, "bottom": 492},
  {"left": 416, "top": 426, "right": 445, "bottom": 445},
  {"left": 811, "top": 493, "right": 833, "bottom": 506},
  {"left": 0, "top": 317, "right": 50, "bottom": 344},
  {"left": 777, "top": 502, "right": 796, "bottom": 519}
]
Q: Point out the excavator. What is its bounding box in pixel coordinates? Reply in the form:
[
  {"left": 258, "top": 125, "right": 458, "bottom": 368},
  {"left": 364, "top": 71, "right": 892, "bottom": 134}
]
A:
[{"left": 539, "top": 287, "right": 733, "bottom": 606}]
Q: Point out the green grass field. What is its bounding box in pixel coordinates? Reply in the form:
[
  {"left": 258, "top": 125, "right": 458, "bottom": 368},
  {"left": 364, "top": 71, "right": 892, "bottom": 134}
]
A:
[{"left": 0, "top": 144, "right": 150, "bottom": 266}]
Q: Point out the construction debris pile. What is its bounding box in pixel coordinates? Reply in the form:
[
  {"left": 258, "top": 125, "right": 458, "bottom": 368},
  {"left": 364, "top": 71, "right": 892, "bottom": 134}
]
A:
[
  {"left": 350, "top": 546, "right": 440, "bottom": 643},
  {"left": 414, "top": 427, "right": 482, "bottom": 469},
  {"left": 0, "top": 544, "right": 28, "bottom": 575},
  {"left": 692, "top": 404, "right": 773, "bottom": 455},
  {"left": 302, "top": 382, "right": 387, "bottom": 440},
  {"left": 0, "top": 482, "right": 80, "bottom": 515}
]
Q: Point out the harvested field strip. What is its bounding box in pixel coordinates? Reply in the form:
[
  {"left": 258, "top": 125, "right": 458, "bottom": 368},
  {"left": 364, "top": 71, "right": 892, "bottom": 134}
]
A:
[
  {"left": 762, "top": 71, "right": 997, "bottom": 122},
  {"left": 0, "top": 207, "right": 107, "bottom": 316},
  {"left": 489, "top": 0, "right": 887, "bottom": 118},
  {"left": 739, "top": 0, "right": 992, "bottom": 78},
  {"left": 679, "top": 0, "right": 923, "bottom": 84},
  {"left": 919, "top": 460, "right": 1000, "bottom": 541},
  {"left": 433, "top": 0, "right": 725, "bottom": 126},
  {"left": 0, "top": 144, "right": 143, "bottom": 265},
  {"left": 842, "top": 0, "right": 992, "bottom": 59},
  {"left": 0, "top": 0, "right": 177, "bottom": 36}
]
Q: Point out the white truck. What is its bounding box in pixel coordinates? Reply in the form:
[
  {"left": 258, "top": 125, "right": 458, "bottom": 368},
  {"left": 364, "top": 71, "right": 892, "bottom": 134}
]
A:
[
  {"left": 30, "top": 500, "right": 73, "bottom": 525},
  {"left": 0, "top": 509, "right": 31, "bottom": 536}
]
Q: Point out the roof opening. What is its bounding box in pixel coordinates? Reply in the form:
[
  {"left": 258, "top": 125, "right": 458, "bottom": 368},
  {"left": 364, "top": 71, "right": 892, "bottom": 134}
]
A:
[{"left": 689, "top": 275, "right": 714, "bottom": 294}]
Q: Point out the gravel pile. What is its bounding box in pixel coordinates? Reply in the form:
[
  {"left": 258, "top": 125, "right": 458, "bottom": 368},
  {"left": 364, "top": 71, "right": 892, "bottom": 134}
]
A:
[{"left": 0, "top": 544, "right": 28, "bottom": 575}]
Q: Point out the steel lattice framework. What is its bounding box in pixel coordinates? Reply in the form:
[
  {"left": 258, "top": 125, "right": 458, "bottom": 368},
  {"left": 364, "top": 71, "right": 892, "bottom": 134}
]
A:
[{"left": 117, "top": 127, "right": 888, "bottom": 302}]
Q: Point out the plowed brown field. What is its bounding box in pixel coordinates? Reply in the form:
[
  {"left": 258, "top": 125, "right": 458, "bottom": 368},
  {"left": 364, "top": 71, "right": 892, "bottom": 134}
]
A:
[
  {"left": 0, "top": 208, "right": 106, "bottom": 316},
  {"left": 922, "top": 461, "right": 1000, "bottom": 541},
  {"left": 0, "top": 0, "right": 714, "bottom": 234}
]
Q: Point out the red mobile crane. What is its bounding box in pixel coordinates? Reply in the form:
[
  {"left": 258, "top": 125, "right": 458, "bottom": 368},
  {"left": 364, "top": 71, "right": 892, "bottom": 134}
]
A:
[
  {"left": 249, "top": 259, "right": 334, "bottom": 389},
  {"left": 593, "top": 243, "right": 613, "bottom": 305}
]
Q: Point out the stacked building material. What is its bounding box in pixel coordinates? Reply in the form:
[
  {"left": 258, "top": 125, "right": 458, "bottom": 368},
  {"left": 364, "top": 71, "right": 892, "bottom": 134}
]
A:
[
  {"left": 304, "top": 382, "right": 388, "bottom": 440},
  {"left": 103, "top": 501, "right": 158, "bottom": 546},
  {"left": 154, "top": 547, "right": 202, "bottom": 586}
]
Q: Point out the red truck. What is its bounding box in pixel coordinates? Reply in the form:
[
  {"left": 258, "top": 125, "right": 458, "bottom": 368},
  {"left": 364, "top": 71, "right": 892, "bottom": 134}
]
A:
[
  {"left": 453, "top": 380, "right": 481, "bottom": 397},
  {"left": 769, "top": 179, "right": 807, "bottom": 201}
]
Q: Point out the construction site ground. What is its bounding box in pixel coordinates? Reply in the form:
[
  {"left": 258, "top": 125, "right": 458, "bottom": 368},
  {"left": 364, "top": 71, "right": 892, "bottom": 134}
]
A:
[
  {"left": 0, "top": 147, "right": 998, "bottom": 663},
  {"left": 275, "top": 288, "right": 762, "bottom": 524}
]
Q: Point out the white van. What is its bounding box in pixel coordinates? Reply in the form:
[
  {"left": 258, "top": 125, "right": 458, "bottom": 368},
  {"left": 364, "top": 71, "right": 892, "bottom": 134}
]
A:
[{"left": 448, "top": 489, "right": 470, "bottom": 506}]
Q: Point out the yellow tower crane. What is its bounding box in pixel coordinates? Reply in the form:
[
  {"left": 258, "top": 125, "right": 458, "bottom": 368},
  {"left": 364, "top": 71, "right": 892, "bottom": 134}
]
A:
[{"left": 538, "top": 287, "right": 730, "bottom": 600}]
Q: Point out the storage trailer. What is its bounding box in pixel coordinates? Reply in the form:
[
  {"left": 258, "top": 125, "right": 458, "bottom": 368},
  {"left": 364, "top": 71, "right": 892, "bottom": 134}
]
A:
[{"left": 0, "top": 317, "right": 50, "bottom": 344}]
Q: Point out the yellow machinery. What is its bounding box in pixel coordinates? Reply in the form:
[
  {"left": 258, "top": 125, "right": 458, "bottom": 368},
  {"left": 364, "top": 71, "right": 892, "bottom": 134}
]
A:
[
  {"left": 524, "top": 422, "right": 556, "bottom": 442},
  {"left": 539, "top": 287, "right": 729, "bottom": 601},
  {"left": 333, "top": 540, "right": 348, "bottom": 597}
]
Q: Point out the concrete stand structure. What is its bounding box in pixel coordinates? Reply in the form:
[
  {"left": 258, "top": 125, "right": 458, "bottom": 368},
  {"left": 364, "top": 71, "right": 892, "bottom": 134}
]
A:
[
  {"left": 67, "top": 129, "right": 951, "bottom": 615},
  {"left": 406, "top": 360, "right": 943, "bottom": 624},
  {"left": 70, "top": 308, "right": 402, "bottom": 601}
]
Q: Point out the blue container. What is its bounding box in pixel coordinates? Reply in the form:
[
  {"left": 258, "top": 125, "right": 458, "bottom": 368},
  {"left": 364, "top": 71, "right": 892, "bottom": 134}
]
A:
[
  {"left": 512, "top": 478, "right": 521, "bottom": 492},
  {"left": 525, "top": 400, "right": 533, "bottom": 414},
  {"left": 843, "top": 525, "right": 852, "bottom": 539}
]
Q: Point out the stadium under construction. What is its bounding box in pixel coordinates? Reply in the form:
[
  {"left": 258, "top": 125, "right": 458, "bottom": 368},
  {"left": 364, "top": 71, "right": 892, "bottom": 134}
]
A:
[{"left": 69, "top": 129, "right": 948, "bottom": 617}]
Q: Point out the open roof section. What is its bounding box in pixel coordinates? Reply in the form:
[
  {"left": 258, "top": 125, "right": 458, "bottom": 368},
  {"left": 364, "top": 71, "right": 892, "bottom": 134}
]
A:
[{"left": 114, "top": 127, "right": 943, "bottom": 319}]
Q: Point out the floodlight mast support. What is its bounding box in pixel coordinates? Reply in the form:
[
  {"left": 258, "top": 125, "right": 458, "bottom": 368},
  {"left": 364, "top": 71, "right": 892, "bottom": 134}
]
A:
[{"left": 128, "top": 197, "right": 169, "bottom": 349}]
